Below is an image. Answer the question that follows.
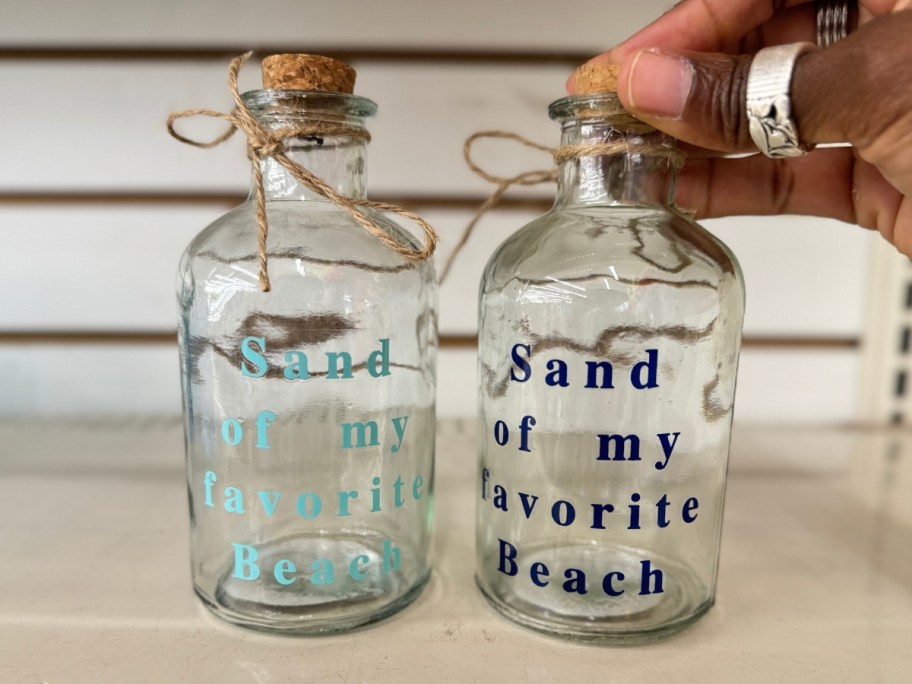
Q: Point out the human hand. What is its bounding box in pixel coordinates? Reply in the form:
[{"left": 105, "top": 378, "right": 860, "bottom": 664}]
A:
[{"left": 569, "top": 2, "right": 912, "bottom": 254}]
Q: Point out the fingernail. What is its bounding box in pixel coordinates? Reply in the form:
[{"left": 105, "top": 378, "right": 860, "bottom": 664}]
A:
[{"left": 627, "top": 49, "right": 693, "bottom": 119}]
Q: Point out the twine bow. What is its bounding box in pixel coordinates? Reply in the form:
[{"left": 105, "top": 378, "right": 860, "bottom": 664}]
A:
[
  {"left": 167, "top": 52, "right": 437, "bottom": 292},
  {"left": 439, "top": 125, "right": 686, "bottom": 283}
]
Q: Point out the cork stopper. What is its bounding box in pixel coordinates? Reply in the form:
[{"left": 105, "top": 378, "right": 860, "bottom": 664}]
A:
[
  {"left": 261, "top": 54, "right": 356, "bottom": 93},
  {"left": 573, "top": 63, "right": 620, "bottom": 94}
]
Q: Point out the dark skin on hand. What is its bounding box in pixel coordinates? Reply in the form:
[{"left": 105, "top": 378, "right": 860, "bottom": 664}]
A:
[{"left": 568, "top": 1, "right": 912, "bottom": 254}]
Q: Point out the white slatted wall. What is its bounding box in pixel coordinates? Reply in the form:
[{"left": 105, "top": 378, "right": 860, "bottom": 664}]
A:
[{"left": 0, "top": 0, "right": 900, "bottom": 422}]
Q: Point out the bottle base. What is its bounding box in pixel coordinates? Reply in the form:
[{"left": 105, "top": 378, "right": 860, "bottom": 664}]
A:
[
  {"left": 193, "top": 532, "right": 430, "bottom": 635},
  {"left": 475, "top": 542, "right": 714, "bottom": 643},
  {"left": 195, "top": 575, "right": 429, "bottom": 635},
  {"left": 477, "top": 577, "right": 712, "bottom": 644}
]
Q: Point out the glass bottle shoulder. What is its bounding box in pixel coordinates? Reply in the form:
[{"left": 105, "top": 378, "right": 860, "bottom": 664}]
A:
[
  {"left": 481, "top": 205, "right": 742, "bottom": 299},
  {"left": 177, "top": 200, "right": 436, "bottom": 329},
  {"left": 183, "top": 200, "right": 431, "bottom": 278}
]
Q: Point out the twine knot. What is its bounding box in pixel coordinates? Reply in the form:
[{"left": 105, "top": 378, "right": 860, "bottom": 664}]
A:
[
  {"left": 252, "top": 137, "right": 285, "bottom": 159},
  {"left": 167, "top": 52, "right": 437, "bottom": 292}
]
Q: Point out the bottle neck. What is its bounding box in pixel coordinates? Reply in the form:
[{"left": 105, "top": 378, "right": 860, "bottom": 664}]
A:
[
  {"left": 242, "top": 90, "right": 376, "bottom": 203},
  {"left": 255, "top": 133, "right": 368, "bottom": 201},
  {"left": 554, "top": 120, "right": 675, "bottom": 210}
]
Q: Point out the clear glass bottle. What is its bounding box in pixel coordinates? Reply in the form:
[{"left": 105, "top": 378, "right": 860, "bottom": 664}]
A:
[
  {"left": 476, "top": 90, "right": 744, "bottom": 641},
  {"left": 176, "top": 56, "right": 437, "bottom": 634}
]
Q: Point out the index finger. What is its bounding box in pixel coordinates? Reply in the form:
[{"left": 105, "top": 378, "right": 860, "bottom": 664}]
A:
[{"left": 609, "top": 0, "right": 812, "bottom": 61}]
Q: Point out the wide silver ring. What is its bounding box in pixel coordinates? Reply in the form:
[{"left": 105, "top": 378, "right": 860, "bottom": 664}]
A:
[
  {"left": 815, "top": 0, "right": 856, "bottom": 47},
  {"left": 745, "top": 42, "right": 817, "bottom": 159}
]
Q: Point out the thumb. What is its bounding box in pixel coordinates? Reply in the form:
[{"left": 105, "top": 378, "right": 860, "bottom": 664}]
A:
[
  {"left": 615, "top": 11, "right": 912, "bottom": 156},
  {"left": 615, "top": 48, "right": 752, "bottom": 153}
]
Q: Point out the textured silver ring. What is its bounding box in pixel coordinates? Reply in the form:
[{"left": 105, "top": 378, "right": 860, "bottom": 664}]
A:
[
  {"left": 815, "top": 0, "right": 856, "bottom": 47},
  {"left": 746, "top": 42, "right": 817, "bottom": 158}
]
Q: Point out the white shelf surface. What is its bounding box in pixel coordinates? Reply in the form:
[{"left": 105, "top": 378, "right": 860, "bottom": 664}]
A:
[{"left": 1, "top": 418, "right": 910, "bottom": 683}]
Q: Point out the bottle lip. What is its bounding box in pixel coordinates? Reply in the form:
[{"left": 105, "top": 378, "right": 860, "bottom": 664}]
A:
[
  {"left": 548, "top": 92, "right": 625, "bottom": 122},
  {"left": 241, "top": 89, "right": 378, "bottom": 119}
]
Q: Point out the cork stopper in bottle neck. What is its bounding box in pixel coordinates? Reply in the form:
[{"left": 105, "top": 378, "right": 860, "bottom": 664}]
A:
[
  {"left": 572, "top": 63, "right": 620, "bottom": 94},
  {"left": 553, "top": 62, "right": 662, "bottom": 136},
  {"left": 261, "top": 53, "right": 357, "bottom": 93}
]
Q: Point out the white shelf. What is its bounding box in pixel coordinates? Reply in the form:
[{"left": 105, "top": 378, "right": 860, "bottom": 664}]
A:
[{"left": 1, "top": 418, "right": 910, "bottom": 683}]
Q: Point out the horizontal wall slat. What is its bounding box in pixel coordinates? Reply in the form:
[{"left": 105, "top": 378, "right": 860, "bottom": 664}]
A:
[
  {"left": 0, "top": 206, "right": 871, "bottom": 337},
  {"left": 464, "top": 214, "right": 875, "bottom": 313},
  {"left": 437, "top": 212, "right": 874, "bottom": 339},
  {"left": 0, "top": 345, "right": 861, "bottom": 423},
  {"left": 0, "top": 61, "right": 578, "bottom": 195},
  {"left": 0, "top": 191, "right": 551, "bottom": 211},
  {"left": 703, "top": 215, "right": 873, "bottom": 338},
  {"left": 0, "top": 332, "right": 860, "bottom": 349},
  {"left": 0, "top": 0, "right": 674, "bottom": 52}
]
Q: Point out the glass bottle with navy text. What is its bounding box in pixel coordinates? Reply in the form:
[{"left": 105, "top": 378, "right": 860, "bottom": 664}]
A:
[
  {"left": 476, "top": 77, "right": 744, "bottom": 641},
  {"left": 176, "top": 54, "right": 437, "bottom": 634}
]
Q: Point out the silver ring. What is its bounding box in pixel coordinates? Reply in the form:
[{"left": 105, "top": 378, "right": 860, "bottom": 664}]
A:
[
  {"left": 746, "top": 42, "right": 817, "bottom": 158},
  {"left": 815, "top": 0, "right": 855, "bottom": 47}
]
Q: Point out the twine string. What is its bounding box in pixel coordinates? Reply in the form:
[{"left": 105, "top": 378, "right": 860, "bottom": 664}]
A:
[
  {"left": 167, "top": 52, "right": 437, "bottom": 292},
  {"left": 439, "top": 124, "right": 685, "bottom": 283},
  {"left": 437, "top": 132, "right": 556, "bottom": 283}
]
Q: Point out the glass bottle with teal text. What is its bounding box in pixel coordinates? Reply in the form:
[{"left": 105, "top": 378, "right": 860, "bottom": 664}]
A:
[
  {"left": 476, "top": 70, "right": 744, "bottom": 642},
  {"left": 176, "top": 54, "right": 437, "bottom": 634}
]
